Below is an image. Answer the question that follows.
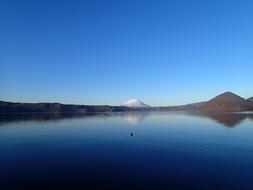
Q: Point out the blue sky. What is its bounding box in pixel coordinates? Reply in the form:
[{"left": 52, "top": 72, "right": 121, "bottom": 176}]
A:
[{"left": 1, "top": 0, "right": 253, "bottom": 106}]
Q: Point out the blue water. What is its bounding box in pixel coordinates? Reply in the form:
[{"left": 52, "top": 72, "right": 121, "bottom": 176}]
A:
[{"left": 0, "top": 112, "right": 253, "bottom": 190}]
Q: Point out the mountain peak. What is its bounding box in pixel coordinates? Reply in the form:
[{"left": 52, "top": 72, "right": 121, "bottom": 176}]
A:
[
  {"left": 122, "top": 99, "right": 150, "bottom": 108},
  {"left": 200, "top": 92, "right": 252, "bottom": 112},
  {"left": 211, "top": 91, "right": 245, "bottom": 102},
  {"left": 222, "top": 91, "right": 237, "bottom": 95}
]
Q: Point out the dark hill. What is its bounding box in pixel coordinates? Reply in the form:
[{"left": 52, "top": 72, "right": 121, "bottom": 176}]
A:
[
  {"left": 248, "top": 97, "right": 253, "bottom": 103},
  {"left": 200, "top": 92, "right": 253, "bottom": 112}
]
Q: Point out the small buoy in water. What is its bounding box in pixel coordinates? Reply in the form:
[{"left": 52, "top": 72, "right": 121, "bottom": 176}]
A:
[{"left": 130, "top": 133, "right": 133, "bottom": 136}]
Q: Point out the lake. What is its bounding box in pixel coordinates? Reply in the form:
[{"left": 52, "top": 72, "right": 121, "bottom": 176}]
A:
[{"left": 0, "top": 112, "right": 253, "bottom": 190}]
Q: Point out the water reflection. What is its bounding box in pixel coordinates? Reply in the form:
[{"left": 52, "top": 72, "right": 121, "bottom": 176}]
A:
[
  {"left": 248, "top": 114, "right": 253, "bottom": 121},
  {"left": 202, "top": 113, "right": 248, "bottom": 127},
  {"left": 0, "top": 113, "right": 113, "bottom": 126},
  {"left": 121, "top": 112, "right": 149, "bottom": 124},
  {"left": 0, "top": 111, "right": 253, "bottom": 127},
  {"left": 1, "top": 112, "right": 253, "bottom": 190}
]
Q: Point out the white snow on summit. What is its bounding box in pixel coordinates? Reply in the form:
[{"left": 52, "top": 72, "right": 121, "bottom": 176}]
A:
[{"left": 122, "top": 99, "right": 150, "bottom": 108}]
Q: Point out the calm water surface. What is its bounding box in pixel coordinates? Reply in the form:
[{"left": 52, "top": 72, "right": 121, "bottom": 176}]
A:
[{"left": 0, "top": 112, "right": 253, "bottom": 190}]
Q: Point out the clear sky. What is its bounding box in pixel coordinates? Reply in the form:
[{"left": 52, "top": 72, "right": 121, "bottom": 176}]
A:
[{"left": 1, "top": 0, "right": 252, "bottom": 106}]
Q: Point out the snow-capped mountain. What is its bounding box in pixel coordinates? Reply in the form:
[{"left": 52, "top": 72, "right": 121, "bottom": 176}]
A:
[{"left": 122, "top": 99, "right": 150, "bottom": 108}]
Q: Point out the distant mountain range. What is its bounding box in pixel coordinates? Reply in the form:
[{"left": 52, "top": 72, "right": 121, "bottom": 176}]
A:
[
  {"left": 0, "top": 101, "right": 134, "bottom": 114},
  {"left": 0, "top": 92, "right": 252, "bottom": 114}
]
